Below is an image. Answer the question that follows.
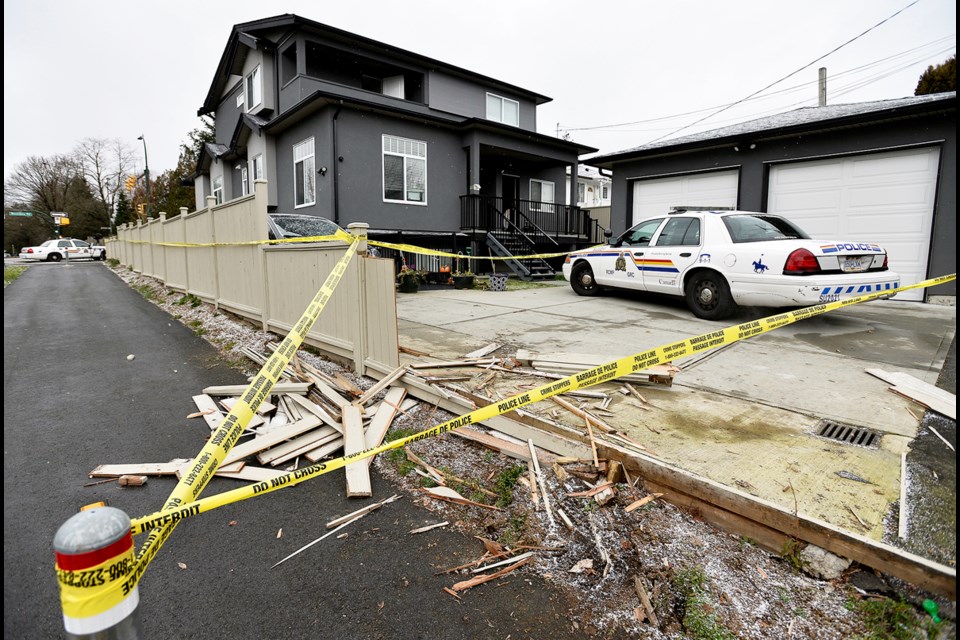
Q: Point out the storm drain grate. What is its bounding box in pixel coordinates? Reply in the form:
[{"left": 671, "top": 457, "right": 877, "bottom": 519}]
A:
[{"left": 815, "top": 420, "right": 880, "bottom": 448}]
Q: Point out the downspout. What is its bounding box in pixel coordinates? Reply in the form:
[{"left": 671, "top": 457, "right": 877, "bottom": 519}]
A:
[{"left": 332, "top": 101, "right": 343, "bottom": 225}]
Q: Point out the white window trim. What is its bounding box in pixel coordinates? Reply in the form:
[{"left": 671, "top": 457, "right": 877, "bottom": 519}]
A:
[
  {"left": 240, "top": 166, "right": 249, "bottom": 196},
  {"left": 382, "top": 134, "right": 428, "bottom": 206},
  {"left": 252, "top": 154, "right": 264, "bottom": 181},
  {"left": 486, "top": 92, "right": 519, "bottom": 127},
  {"left": 293, "top": 138, "right": 316, "bottom": 208},
  {"left": 212, "top": 176, "right": 224, "bottom": 205},
  {"left": 245, "top": 66, "right": 262, "bottom": 112},
  {"left": 530, "top": 178, "right": 555, "bottom": 211}
]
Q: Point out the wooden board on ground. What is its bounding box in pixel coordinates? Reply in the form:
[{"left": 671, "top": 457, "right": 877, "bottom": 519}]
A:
[
  {"left": 192, "top": 395, "right": 225, "bottom": 431},
  {"left": 363, "top": 387, "right": 407, "bottom": 467},
  {"left": 222, "top": 416, "right": 322, "bottom": 466},
  {"left": 219, "top": 397, "right": 265, "bottom": 428},
  {"left": 213, "top": 466, "right": 289, "bottom": 482},
  {"left": 202, "top": 382, "right": 312, "bottom": 396},
  {"left": 256, "top": 426, "right": 340, "bottom": 466},
  {"left": 287, "top": 393, "right": 343, "bottom": 432},
  {"left": 866, "top": 368, "right": 956, "bottom": 419},
  {"left": 515, "top": 349, "right": 680, "bottom": 385},
  {"left": 342, "top": 404, "right": 371, "bottom": 497}
]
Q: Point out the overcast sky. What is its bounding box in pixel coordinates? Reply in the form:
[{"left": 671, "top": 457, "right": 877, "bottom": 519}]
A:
[{"left": 3, "top": 0, "right": 955, "bottom": 183}]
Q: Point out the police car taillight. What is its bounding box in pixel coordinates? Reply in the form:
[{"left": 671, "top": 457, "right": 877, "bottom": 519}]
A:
[
  {"left": 783, "top": 249, "right": 821, "bottom": 274},
  {"left": 881, "top": 254, "right": 888, "bottom": 270}
]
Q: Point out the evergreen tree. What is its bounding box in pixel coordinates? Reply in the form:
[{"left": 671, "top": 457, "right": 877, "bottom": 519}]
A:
[
  {"left": 915, "top": 55, "right": 956, "bottom": 95},
  {"left": 114, "top": 190, "right": 134, "bottom": 230}
]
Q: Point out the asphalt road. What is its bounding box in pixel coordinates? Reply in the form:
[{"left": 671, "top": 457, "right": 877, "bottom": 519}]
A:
[{"left": 3, "top": 262, "right": 579, "bottom": 640}]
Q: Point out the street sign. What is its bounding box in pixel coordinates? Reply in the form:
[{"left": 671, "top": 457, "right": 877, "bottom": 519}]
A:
[
  {"left": 51, "top": 211, "right": 68, "bottom": 220},
  {"left": 59, "top": 217, "right": 71, "bottom": 226},
  {"left": 9, "top": 211, "right": 33, "bottom": 217}
]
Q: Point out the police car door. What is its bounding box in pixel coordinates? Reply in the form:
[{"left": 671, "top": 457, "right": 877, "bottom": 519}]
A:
[
  {"left": 598, "top": 218, "right": 664, "bottom": 289},
  {"left": 642, "top": 216, "right": 702, "bottom": 295}
]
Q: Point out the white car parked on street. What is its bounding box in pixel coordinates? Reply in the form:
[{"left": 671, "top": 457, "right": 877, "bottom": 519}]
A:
[
  {"left": 562, "top": 208, "right": 899, "bottom": 319},
  {"left": 18, "top": 238, "right": 107, "bottom": 262}
]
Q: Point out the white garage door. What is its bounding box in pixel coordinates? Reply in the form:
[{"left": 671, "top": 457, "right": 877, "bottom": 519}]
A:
[
  {"left": 631, "top": 170, "right": 738, "bottom": 225},
  {"left": 768, "top": 147, "right": 940, "bottom": 301}
]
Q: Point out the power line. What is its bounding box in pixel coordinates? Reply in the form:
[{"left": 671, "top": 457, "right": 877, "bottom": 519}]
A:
[
  {"left": 645, "top": 0, "right": 923, "bottom": 144},
  {"left": 561, "top": 33, "right": 953, "bottom": 135}
]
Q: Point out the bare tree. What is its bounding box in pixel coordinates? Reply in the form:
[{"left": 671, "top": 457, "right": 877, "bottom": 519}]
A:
[
  {"left": 4, "top": 155, "right": 80, "bottom": 215},
  {"left": 73, "top": 137, "right": 137, "bottom": 220}
]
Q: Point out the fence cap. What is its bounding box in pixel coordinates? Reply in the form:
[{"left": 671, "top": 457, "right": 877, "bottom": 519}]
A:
[{"left": 54, "top": 507, "right": 131, "bottom": 554}]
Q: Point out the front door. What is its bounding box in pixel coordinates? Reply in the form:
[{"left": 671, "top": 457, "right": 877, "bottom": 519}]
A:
[{"left": 502, "top": 175, "right": 519, "bottom": 229}]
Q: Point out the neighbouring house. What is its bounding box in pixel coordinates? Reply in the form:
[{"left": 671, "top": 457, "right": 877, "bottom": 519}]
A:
[
  {"left": 587, "top": 92, "right": 956, "bottom": 302},
  {"left": 567, "top": 165, "right": 613, "bottom": 238},
  {"left": 193, "top": 14, "right": 602, "bottom": 279}
]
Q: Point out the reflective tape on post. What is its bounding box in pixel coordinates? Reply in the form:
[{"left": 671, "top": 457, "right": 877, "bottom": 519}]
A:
[{"left": 54, "top": 507, "right": 141, "bottom": 639}]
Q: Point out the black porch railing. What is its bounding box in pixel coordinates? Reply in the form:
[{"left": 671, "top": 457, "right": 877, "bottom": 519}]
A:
[{"left": 460, "top": 195, "right": 599, "bottom": 244}]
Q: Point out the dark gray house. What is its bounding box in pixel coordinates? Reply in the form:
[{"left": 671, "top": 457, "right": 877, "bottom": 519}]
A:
[
  {"left": 194, "top": 14, "right": 601, "bottom": 277},
  {"left": 587, "top": 92, "right": 956, "bottom": 301}
]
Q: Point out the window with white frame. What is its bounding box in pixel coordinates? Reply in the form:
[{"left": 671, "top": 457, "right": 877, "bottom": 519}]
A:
[
  {"left": 241, "top": 166, "right": 249, "bottom": 196},
  {"left": 382, "top": 135, "right": 427, "bottom": 204},
  {"left": 212, "top": 176, "right": 223, "bottom": 205},
  {"left": 530, "top": 179, "right": 555, "bottom": 211},
  {"left": 245, "top": 66, "right": 262, "bottom": 111},
  {"left": 293, "top": 138, "right": 315, "bottom": 207},
  {"left": 601, "top": 184, "right": 609, "bottom": 200},
  {"left": 252, "top": 154, "right": 264, "bottom": 181},
  {"left": 578, "top": 182, "right": 585, "bottom": 204},
  {"left": 486, "top": 93, "right": 519, "bottom": 127}
]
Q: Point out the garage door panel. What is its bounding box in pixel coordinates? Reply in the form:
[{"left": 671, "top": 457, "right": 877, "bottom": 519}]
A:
[
  {"left": 850, "top": 152, "right": 936, "bottom": 179},
  {"left": 631, "top": 170, "right": 738, "bottom": 225},
  {"left": 771, "top": 162, "right": 842, "bottom": 186},
  {"left": 769, "top": 147, "right": 940, "bottom": 301},
  {"left": 849, "top": 184, "right": 935, "bottom": 208},
  {"left": 770, "top": 190, "right": 841, "bottom": 212}
]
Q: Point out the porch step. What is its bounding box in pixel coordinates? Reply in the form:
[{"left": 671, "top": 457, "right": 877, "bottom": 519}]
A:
[{"left": 485, "top": 232, "right": 555, "bottom": 282}]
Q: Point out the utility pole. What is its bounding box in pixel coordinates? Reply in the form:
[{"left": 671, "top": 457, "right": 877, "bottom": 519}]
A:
[
  {"left": 137, "top": 134, "right": 151, "bottom": 218},
  {"left": 818, "top": 67, "right": 827, "bottom": 107}
]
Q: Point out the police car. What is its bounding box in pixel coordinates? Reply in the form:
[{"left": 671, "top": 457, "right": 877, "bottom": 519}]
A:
[
  {"left": 18, "top": 238, "right": 107, "bottom": 262},
  {"left": 562, "top": 208, "right": 899, "bottom": 320}
]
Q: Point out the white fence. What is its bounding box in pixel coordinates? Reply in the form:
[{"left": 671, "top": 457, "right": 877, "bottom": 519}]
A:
[{"left": 107, "top": 180, "right": 399, "bottom": 375}]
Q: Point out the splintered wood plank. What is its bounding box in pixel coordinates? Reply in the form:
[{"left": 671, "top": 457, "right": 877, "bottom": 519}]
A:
[
  {"left": 256, "top": 400, "right": 277, "bottom": 416},
  {"left": 222, "top": 416, "right": 322, "bottom": 466},
  {"left": 303, "top": 437, "right": 344, "bottom": 462},
  {"left": 220, "top": 397, "right": 265, "bottom": 428},
  {"left": 257, "top": 426, "right": 340, "bottom": 466},
  {"left": 203, "top": 382, "right": 311, "bottom": 396},
  {"left": 342, "top": 404, "right": 371, "bottom": 497},
  {"left": 866, "top": 368, "right": 956, "bottom": 418},
  {"left": 408, "top": 358, "right": 497, "bottom": 370},
  {"left": 356, "top": 365, "right": 408, "bottom": 405},
  {"left": 364, "top": 387, "right": 408, "bottom": 468},
  {"left": 463, "top": 343, "right": 501, "bottom": 358},
  {"left": 192, "top": 394, "right": 225, "bottom": 431},
  {"left": 90, "top": 462, "right": 186, "bottom": 477},
  {"left": 287, "top": 393, "right": 343, "bottom": 433},
  {"left": 214, "top": 466, "right": 289, "bottom": 482},
  {"left": 451, "top": 426, "right": 531, "bottom": 462}
]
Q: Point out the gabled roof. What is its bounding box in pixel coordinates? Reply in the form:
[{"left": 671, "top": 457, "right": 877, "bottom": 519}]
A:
[
  {"left": 588, "top": 92, "right": 956, "bottom": 166},
  {"left": 200, "top": 14, "right": 553, "bottom": 116}
]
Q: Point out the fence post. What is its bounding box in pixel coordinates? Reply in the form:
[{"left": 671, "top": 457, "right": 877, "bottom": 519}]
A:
[
  {"left": 53, "top": 506, "right": 141, "bottom": 639},
  {"left": 348, "top": 223, "right": 370, "bottom": 373},
  {"left": 158, "top": 212, "right": 168, "bottom": 283},
  {"left": 206, "top": 195, "right": 220, "bottom": 308},
  {"left": 180, "top": 207, "right": 190, "bottom": 295}
]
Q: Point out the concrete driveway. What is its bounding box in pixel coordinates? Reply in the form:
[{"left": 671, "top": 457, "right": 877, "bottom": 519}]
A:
[{"left": 397, "top": 282, "right": 956, "bottom": 540}]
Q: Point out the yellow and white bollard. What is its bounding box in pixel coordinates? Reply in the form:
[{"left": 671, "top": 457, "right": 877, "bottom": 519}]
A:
[{"left": 54, "top": 507, "right": 141, "bottom": 639}]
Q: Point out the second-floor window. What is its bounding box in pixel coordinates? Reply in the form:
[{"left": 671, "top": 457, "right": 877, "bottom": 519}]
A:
[
  {"left": 486, "top": 93, "right": 519, "bottom": 127},
  {"left": 530, "top": 179, "right": 555, "bottom": 211},
  {"left": 578, "top": 182, "right": 586, "bottom": 204},
  {"left": 602, "top": 184, "right": 609, "bottom": 200},
  {"left": 245, "top": 66, "right": 262, "bottom": 111},
  {"left": 212, "top": 176, "right": 223, "bottom": 205},
  {"left": 293, "top": 138, "right": 315, "bottom": 207},
  {"left": 252, "top": 154, "right": 264, "bottom": 181},
  {"left": 383, "top": 135, "right": 427, "bottom": 204},
  {"left": 241, "top": 166, "right": 249, "bottom": 196}
]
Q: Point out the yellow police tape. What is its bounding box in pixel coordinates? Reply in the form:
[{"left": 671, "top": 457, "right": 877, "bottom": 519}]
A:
[
  {"left": 122, "top": 272, "right": 955, "bottom": 536},
  {"left": 114, "top": 238, "right": 361, "bottom": 600},
  {"left": 367, "top": 239, "right": 576, "bottom": 261},
  {"left": 120, "top": 233, "right": 586, "bottom": 261},
  {"left": 57, "top": 543, "right": 136, "bottom": 621}
]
